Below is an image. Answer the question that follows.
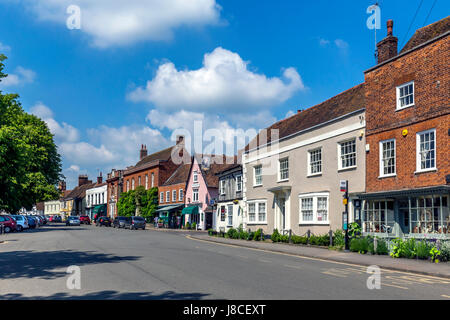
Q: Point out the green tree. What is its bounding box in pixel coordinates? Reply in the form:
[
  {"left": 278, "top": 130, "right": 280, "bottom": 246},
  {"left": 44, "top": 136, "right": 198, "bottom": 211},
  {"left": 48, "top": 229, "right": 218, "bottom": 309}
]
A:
[
  {"left": 0, "top": 55, "right": 62, "bottom": 213},
  {"left": 117, "top": 187, "right": 158, "bottom": 221},
  {"left": 117, "top": 189, "right": 136, "bottom": 217}
]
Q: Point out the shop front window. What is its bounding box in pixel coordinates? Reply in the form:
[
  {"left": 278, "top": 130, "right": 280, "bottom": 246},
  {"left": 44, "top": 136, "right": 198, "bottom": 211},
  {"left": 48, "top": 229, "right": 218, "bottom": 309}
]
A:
[
  {"left": 410, "top": 195, "right": 449, "bottom": 235},
  {"left": 362, "top": 200, "right": 395, "bottom": 234}
]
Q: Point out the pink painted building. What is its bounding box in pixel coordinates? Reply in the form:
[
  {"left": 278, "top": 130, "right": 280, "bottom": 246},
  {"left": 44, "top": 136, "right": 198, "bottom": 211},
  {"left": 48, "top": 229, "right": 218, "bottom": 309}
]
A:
[{"left": 183, "top": 154, "right": 236, "bottom": 230}]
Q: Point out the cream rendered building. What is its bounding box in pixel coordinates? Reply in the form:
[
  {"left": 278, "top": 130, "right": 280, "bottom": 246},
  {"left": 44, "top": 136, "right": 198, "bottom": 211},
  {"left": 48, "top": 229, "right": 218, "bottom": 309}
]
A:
[{"left": 243, "top": 84, "right": 366, "bottom": 236}]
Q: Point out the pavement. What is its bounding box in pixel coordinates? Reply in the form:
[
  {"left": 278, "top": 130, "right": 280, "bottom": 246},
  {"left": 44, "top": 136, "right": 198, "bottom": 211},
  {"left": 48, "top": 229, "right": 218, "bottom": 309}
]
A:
[
  {"left": 1, "top": 223, "right": 449, "bottom": 300},
  {"left": 189, "top": 234, "right": 450, "bottom": 279}
]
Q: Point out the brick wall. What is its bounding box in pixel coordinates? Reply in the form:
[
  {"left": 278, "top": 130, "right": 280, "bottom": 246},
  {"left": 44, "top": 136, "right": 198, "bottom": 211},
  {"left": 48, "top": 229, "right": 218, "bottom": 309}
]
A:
[
  {"left": 365, "top": 35, "right": 449, "bottom": 192},
  {"left": 158, "top": 183, "right": 185, "bottom": 205}
]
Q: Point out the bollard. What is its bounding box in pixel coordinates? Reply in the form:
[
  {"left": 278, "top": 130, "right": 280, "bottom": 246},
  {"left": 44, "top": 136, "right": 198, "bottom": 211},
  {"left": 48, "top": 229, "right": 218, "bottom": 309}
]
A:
[
  {"left": 374, "top": 237, "right": 378, "bottom": 253},
  {"left": 289, "top": 229, "right": 292, "bottom": 244},
  {"left": 260, "top": 229, "right": 264, "bottom": 241},
  {"left": 307, "top": 229, "right": 311, "bottom": 244},
  {"left": 329, "top": 230, "right": 333, "bottom": 247}
]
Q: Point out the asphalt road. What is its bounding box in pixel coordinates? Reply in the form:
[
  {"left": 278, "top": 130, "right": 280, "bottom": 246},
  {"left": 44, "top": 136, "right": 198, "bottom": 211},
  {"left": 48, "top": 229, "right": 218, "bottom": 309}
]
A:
[{"left": 0, "top": 223, "right": 449, "bottom": 300}]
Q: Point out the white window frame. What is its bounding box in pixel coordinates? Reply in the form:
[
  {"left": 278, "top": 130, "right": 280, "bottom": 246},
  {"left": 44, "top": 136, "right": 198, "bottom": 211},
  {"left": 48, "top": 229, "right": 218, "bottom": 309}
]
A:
[
  {"left": 236, "top": 174, "right": 242, "bottom": 192},
  {"left": 160, "top": 192, "right": 164, "bottom": 203},
  {"left": 131, "top": 178, "right": 135, "bottom": 190},
  {"left": 307, "top": 148, "right": 322, "bottom": 176},
  {"left": 416, "top": 129, "right": 437, "bottom": 173},
  {"left": 193, "top": 188, "right": 199, "bottom": 202},
  {"left": 379, "top": 139, "right": 396, "bottom": 178},
  {"left": 193, "top": 171, "right": 198, "bottom": 183},
  {"left": 172, "top": 190, "right": 177, "bottom": 202},
  {"left": 253, "top": 165, "right": 262, "bottom": 186},
  {"left": 166, "top": 191, "right": 170, "bottom": 203},
  {"left": 278, "top": 158, "right": 289, "bottom": 182},
  {"left": 145, "top": 174, "right": 148, "bottom": 190},
  {"left": 338, "top": 138, "right": 357, "bottom": 170},
  {"left": 396, "top": 81, "right": 415, "bottom": 110},
  {"left": 299, "top": 193, "right": 330, "bottom": 225},
  {"left": 179, "top": 189, "right": 184, "bottom": 202},
  {"left": 247, "top": 200, "right": 268, "bottom": 225},
  {"left": 126, "top": 180, "right": 130, "bottom": 192},
  {"left": 151, "top": 173, "right": 155, "bottom": 188},
  {"left": 219, "top": 179, "right": 226, "bottom": 195},
  {"left": 227, "top": 204, "right": 233, "bottom": 226}
]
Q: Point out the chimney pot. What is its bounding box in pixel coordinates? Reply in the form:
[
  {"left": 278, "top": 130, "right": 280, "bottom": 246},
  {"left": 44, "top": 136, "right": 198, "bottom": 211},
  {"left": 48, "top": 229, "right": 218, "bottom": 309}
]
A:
[
  {"left": 140, "top": 144, "right": 148, "bottom": 160},
  {"left": 376, "top": 19, "right": 398, "bottom": 64}
]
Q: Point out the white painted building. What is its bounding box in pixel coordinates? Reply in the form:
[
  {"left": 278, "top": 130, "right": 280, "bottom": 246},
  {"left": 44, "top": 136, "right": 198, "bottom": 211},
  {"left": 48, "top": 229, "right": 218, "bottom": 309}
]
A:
[{"left": 85, "top": 183, "right": 107, "bottom": 219}]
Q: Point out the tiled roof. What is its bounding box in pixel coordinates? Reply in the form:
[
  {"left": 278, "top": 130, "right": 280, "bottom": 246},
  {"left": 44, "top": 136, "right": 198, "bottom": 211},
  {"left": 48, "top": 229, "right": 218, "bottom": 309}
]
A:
[
  {"left": 194, "top": 154, "right": 238, "bottom": 188},
  {"left": 63, "top": 182, "right": 96, "bottom": 200},
  {"left": 400, "top": 16, "right": 450, "bottom": 53},
  {"left": 162, "top": 163, "right": 192, "bottom": 186},
  {"left": 135, "top": 146, "right": 174, "bottom": 167},
  {"left": 245, "top": 83, "right": 365, "bottom": 151}
]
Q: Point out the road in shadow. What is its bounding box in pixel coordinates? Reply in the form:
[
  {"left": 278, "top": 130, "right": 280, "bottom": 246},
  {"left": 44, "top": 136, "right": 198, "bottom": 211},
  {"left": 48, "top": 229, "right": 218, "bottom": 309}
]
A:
[
  {"left": 0, "top": 250, "right": 140, "bottom": 280},
  {"left": 0, "top": 290, "right": 210, "bottom": 300}
]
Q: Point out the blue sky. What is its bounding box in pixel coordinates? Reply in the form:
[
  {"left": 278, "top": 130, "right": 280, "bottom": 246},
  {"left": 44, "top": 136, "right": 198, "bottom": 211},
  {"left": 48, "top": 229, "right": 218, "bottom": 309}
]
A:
[{"left": 0, "top": 0, "right": 448, "bottom": 188}]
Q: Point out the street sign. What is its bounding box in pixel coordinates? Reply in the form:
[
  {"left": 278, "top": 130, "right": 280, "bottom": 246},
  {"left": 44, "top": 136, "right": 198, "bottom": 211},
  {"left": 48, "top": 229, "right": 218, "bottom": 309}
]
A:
[
  {"left": 340, "top": 180, "right": 347, "bottom": 192},
  {"left": 342, "top": 212, "right": 348, "bottom": 230}
]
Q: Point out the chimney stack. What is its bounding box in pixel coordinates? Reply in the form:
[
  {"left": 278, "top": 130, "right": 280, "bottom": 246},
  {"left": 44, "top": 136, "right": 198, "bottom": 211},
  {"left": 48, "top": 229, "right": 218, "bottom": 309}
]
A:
[
  {"left": 78, "top": 174, "right": 89, "bottom": 186},
  {"left": 376, "top": 19, "right": 398, "bottom": 64},
  {"left": 140, "top": 144, "right": 148, "bottom": 160},
  {"left": 97, "top": 172, "right": 103, "bottom": 185}
]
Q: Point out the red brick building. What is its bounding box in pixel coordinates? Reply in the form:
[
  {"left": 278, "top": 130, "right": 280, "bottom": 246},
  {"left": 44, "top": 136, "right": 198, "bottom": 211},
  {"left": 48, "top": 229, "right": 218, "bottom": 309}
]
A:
[
  {"left": 154, "top": 163, "right": 191, "bottom": 228},
  {"left": 106, "top": 169, "right": 124, "bottom": 218},
  {"left": 359, "top": 17, "right": 449, "bottom": 239}
]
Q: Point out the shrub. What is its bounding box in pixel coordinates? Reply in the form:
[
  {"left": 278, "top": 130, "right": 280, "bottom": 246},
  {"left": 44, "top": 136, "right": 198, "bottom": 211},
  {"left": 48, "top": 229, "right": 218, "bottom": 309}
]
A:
[
  {"left": 439, "top": 241, "right": 450, "bottom": 262},
  {"left": 207, "top": 229, "right": 216, "bottom": 236},
  {"left": 185, "top": 222, "right": 191, "bottom": 230},
  {"left": 191, "top": 222, "right": 197, "bottom": 230},
  {"left": 348, "top": 222, "right": 362, "bottom": 239},
  {"left": 253, "top": 229, "right": 262, "bottom": 241},
  {"left": 227, "top": 228, "right": 238, "bottom": 239},
  {"left": 416, "top": 240, "right": 432, "bottom": 260},
  {"left": 280, "top": 235, "right": 289, "bottom": 243},
  {"left": 376, "top": 239, "right": 389, "bottom": 255},
  {"left": 309, "top": 235, "right": 318, "bottom": 245},
  {"left": 271, "top": 229, "right": 281, "bottom": 243},
  {"left": 239, "top": 230, "right": 249, "bottom": 240},
  {"left": 333, "top": 230, "right": 345, "bottom": 247},
  {"left": 350, "top": 237, "right": 370, "bottom": 254},
  {"left": 247, "top": 231, "right": 255, "bottom": 241},
  {"left": 291, "top": 235, "right": 308, "bottom": 245}
]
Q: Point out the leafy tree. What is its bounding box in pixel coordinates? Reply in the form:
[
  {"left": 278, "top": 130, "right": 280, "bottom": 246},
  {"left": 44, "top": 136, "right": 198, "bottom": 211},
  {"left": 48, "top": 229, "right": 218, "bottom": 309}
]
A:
[
  {"left": 117, "top": 189, "right": 136, "bottom": 217},
  {"left": 117, "top": 186, "right": 158, "bottom": 221},
  {"left": 0, "top": 54, "right": 62, "bottom": 213}
]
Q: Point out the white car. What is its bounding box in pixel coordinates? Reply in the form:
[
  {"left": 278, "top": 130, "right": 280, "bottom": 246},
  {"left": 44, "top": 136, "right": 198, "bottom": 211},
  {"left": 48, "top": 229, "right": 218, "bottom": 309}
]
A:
[{"left": 11, "top": 215, "right": 29, "bottom": 232}]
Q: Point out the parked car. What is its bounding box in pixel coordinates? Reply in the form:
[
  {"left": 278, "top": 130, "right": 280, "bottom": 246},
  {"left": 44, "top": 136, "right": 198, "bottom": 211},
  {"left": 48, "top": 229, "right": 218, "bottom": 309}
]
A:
[
  {"left": 96, "top": 216, "right": 111, "bottom": 227},
  {"left": 0, "top": 215, "right": 17, "bottom": 233},
  {"left": 52, "top": 215, "right": 62, "bottom": 223},
  {"left": 124, "top": 216, "right": 146, "bottom": 230},
  {"left": 11, "top": 215, "right": 29, "bottom": 232},
  {"left": 66, "top": 216, "right": 81, "bottom": 226},
  {"left": 48, "top": 215, "right": 53, "bottom": 222},
  {"left": 26, "top": 216, "right": 37, "bottom": 229},
  {"left": 79, "top": 216, "right": 91, "bottom": 225},
  {"left": 39, "top": 216, "right": 47, "bottom": 225},
  {"left": 113, "top": 216, "right": 129, "bottom": 228}
]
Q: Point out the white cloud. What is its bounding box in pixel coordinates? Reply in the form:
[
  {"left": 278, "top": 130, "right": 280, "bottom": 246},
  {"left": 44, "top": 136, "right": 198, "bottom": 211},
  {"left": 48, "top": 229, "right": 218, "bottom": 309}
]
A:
[
  {"left": 319, "top": 38, "right": 330, "bottom": 47},
  {"left": 0, "top": 66, "right": 36, "bottom": 87},
  {"left": 128, "top": 47, "right": 305, "bottom": 112},
  {"left": 30, "top": 103, "right": 80, "bottom": 143},
  {"left": 21, "top": 0, "right": 221, "bottom": 47},
  {"left": 0, "top": 42, "right": 11, "bottom": 52},
  {"left": 334, "top": 39, "right": 349, "bottom": 50}
]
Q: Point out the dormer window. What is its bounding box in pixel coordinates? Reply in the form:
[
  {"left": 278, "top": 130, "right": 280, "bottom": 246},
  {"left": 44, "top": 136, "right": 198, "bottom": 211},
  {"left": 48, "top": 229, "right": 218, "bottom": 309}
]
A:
[{"left": 396, "top": 81, "right": 414, "bottom": 110}]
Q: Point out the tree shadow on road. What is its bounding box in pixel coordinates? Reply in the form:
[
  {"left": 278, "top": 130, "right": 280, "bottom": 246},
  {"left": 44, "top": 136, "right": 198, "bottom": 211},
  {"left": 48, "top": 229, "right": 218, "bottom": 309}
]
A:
[
  {"left": 0, "top": 290, "right": 210, "bottom": 300},
  {"left": 0, "top": 250, "right": 140, "bottom": 280}
]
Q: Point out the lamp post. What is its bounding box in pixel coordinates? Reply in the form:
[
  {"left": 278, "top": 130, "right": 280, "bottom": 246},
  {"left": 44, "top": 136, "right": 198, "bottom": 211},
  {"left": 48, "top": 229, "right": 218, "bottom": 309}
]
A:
[{"left": 341, "top": 180, "right": 349, "bottom": 251}]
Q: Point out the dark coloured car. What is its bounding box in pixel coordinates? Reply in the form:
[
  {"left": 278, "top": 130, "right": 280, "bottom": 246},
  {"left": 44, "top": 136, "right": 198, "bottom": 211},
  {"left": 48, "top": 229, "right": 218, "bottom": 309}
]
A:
[
  {"left": 124, "top": 216, "right": 146, "bottom": 230},
  {"left": 96, "top": 216, "right": 111, "bottom": 227},
  {"left": 52, "top": 215, "right": 62, "bottom": 223},
  {"left": 0, "top": 215, "right": 17, "bottom": 233},
  {"left": 38, "top": 215, "right": 47, "bottom": 225},
  {"left": 25, "top": 216, "right": 37, "bottom": 229},
  {"left": 66, "top": 216, "right": 81, "bottom": 226},
  {"left": 113, "top": 216, "right": 129, "bottom": 229},
  {"left": 79, "top": 216, "right": 91, "bottom": 225}
]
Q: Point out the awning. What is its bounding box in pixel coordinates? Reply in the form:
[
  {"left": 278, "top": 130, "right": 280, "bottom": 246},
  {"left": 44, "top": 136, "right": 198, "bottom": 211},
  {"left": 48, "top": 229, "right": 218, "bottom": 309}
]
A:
[
  {"left": 267, "top": 186, "right": 291, "bottom": 193},
  {"left": 181, "top": 206, "right": 199, "bottom": 215},
  {"left": 92, "top": 205, "right": 106, "bottom": 214},
  {"left": 356, "top": 185, "right": 450, "bottom": 200},
  {"left": 155, "top": 204, "right": 184, "bottom": 213}
]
